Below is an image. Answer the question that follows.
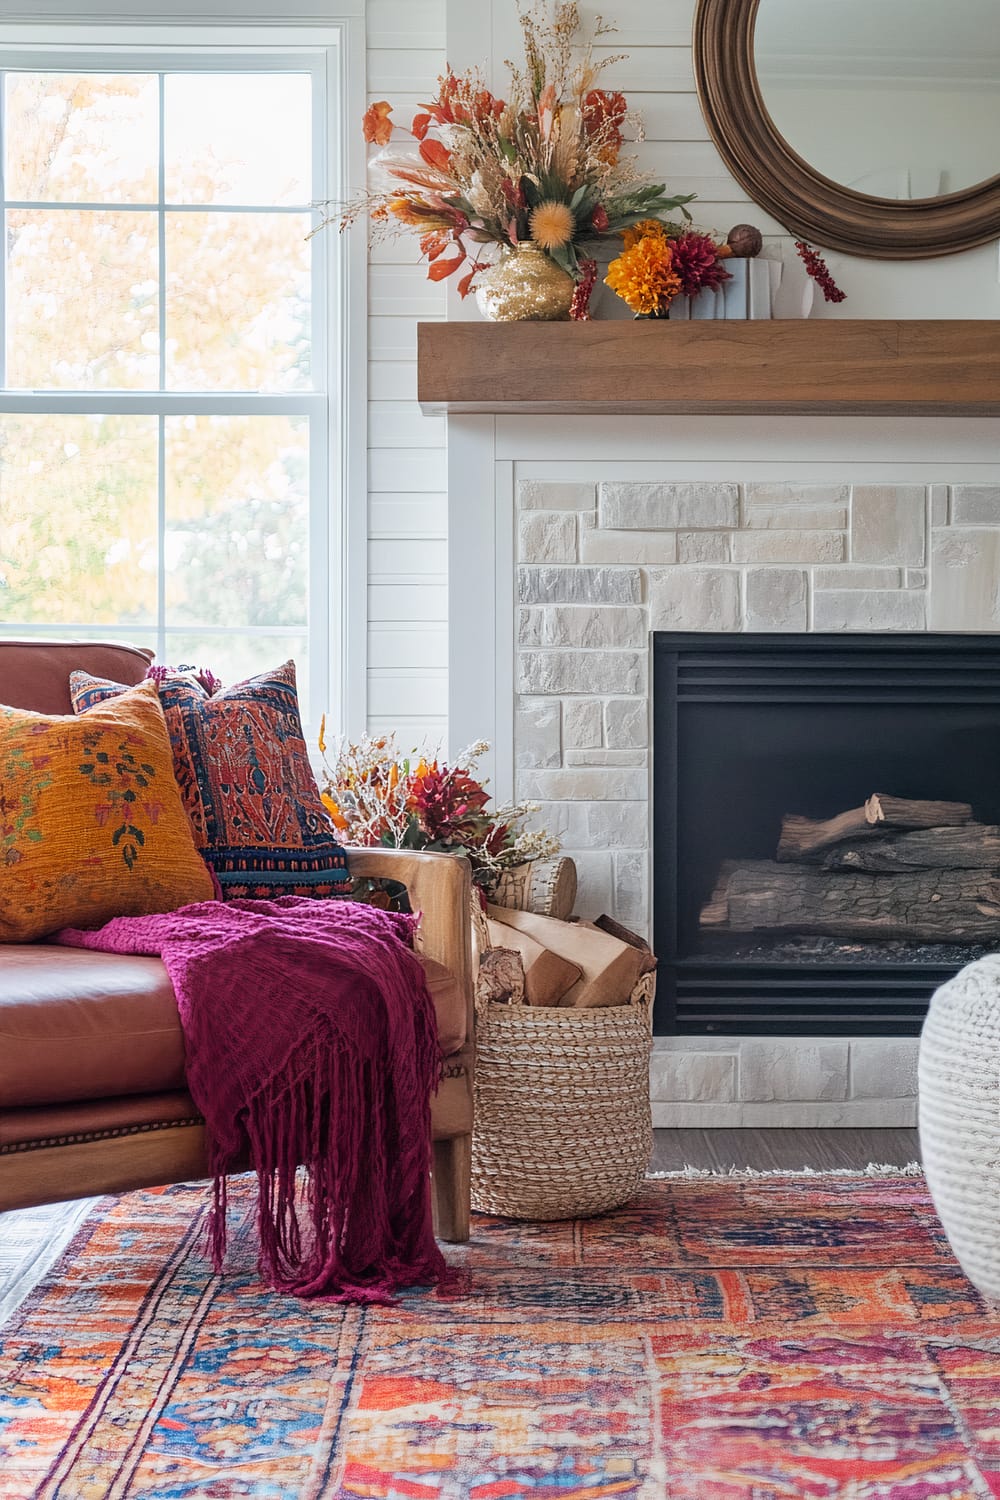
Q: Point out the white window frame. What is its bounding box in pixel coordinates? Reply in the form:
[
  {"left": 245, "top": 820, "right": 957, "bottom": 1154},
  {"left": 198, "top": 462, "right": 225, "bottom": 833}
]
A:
[{"left": 0, "top": 10, "right": 367, "bottom": 738}]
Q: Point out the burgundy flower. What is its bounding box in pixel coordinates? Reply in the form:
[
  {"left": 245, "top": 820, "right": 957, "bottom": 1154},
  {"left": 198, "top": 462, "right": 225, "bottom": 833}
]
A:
[
  {"left": 668, "top": 230, "right": 731, "bottom": 297},
  {"left": 590, "top": 204, "right": 609, "bottom": 234}
]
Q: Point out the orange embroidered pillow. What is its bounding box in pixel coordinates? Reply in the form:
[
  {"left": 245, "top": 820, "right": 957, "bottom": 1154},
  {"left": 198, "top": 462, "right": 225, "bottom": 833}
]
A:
[{"left": 0, "top": 680, "right": 215, "bottom": 942}]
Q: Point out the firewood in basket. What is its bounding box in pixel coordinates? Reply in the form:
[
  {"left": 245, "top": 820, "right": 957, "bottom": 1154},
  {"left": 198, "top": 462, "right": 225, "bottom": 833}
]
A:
[{"left": 777, "top": 794, "right": 973, "bottom": 861}]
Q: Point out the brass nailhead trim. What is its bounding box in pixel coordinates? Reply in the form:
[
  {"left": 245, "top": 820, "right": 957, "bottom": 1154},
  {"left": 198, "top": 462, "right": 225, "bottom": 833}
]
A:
[{"left": 0, "top": 1116, "right": 203, "bottom": 1155}]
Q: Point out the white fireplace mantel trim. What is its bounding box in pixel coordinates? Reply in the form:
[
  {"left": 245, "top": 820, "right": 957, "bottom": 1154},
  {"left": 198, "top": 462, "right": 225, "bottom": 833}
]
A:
[{"left": 449, "top": 413, "right": 1000, "bottom": 800}]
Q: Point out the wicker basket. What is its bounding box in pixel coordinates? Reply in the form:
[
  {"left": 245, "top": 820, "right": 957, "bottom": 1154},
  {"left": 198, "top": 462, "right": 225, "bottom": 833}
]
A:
[{"left": 471, "top": 965, "right": 655, "bottom": 1221}]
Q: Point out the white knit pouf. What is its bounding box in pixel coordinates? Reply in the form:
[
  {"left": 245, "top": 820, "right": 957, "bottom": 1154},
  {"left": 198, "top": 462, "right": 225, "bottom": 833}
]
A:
[{"left": 919, "top": 956, "right": 1000, "bottom": 1303}]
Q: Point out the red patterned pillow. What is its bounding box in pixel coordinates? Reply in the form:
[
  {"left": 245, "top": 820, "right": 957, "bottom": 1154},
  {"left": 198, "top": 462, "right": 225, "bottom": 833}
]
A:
[{"left": 71, "top": 660, "right": 350, "bottom": 901}]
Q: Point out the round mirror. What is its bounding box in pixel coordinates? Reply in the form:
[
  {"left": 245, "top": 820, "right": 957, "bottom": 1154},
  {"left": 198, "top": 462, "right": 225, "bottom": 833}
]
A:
[
  {"left": 693, "top": 0, "right": 1000, "bottom": 258},
  {"left": 754, "top": 0, "right": 1000, "bottom": 200}
]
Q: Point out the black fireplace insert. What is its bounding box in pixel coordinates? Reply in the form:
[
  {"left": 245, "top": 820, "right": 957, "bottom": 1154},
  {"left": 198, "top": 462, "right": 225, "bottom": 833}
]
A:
[{"left": 652, "top": 633, "right": 1000, "bottom": 1035}]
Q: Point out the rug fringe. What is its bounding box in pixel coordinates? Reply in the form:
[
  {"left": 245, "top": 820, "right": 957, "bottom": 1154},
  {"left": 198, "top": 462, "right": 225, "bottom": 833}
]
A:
[{"left": 646, "top": 1162, "right": 923, "bottom": 1180}]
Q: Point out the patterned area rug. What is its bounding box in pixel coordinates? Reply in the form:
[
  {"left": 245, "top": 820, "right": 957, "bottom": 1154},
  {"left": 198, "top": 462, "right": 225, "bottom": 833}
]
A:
[{"left": 1, "top": 1174, "right": 998, "bottom": 1499}]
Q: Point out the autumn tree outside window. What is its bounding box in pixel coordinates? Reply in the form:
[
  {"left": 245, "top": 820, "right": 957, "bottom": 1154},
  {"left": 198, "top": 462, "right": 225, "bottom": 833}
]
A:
[{"left": 0, "top": 46, "right": 344, "bottom": 729}]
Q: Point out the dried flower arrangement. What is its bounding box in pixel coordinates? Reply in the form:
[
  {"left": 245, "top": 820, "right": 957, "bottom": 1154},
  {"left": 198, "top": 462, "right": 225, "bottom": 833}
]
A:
[
  {"left": 318, "top": 729, "right": 560, "bottom": 896},
  {"left": 314, "top": 1, "right": 694, "bottom": 301},
  {"left": 605, "top": 218, "right": 731, "bottom": 316}
]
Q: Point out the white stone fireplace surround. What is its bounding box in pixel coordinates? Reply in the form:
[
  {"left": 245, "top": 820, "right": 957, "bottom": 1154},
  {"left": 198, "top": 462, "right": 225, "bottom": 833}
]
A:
[{"left": 449, "top": 415, "right": 1000, "bottom": 1126}]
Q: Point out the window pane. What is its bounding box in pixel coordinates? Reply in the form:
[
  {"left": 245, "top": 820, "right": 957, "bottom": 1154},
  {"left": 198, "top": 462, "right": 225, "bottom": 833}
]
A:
[
  {"left": 0, "top": 414, "right": 158, "bottom": 626},
  {"left": 164, "top": 414, "right": 308, "bottom": 629},
  {"left": 5, "top": 74, "right": 158, "bottom": 204},
  {"left": 163, "top": 633, "right": 310, "bottom": 720},
  {"left": 164, "top": 74, "right": 312, "bottom": 206},
  {"left": 7, "top": 209, "right": 159, "bottom": 389},
  {"left": 165, "top": 212, "right": 311, "bottom": 390}
]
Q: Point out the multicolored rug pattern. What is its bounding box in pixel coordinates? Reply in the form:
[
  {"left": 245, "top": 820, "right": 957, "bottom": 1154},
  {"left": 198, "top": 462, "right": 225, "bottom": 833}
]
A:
[{"left": 1, "top": 1174, "right": 998, "bottom": 1499}]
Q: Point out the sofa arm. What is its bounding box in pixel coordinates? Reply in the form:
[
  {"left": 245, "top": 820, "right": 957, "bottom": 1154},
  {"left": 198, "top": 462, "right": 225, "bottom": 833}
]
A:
[{"left": 345, "top": 847, "right": 474, "bottom": 1037}]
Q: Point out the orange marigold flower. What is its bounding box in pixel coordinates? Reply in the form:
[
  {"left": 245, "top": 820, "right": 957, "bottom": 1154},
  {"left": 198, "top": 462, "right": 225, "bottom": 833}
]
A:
[
  {"left": 605, "top": 236, "right": 682, "bottom": 316},
  {"left": 622, "top": 219, "right": 667, "bottom": 251},
  {"left": 362, "top": 100, "right": 393, "bottom": 145}
]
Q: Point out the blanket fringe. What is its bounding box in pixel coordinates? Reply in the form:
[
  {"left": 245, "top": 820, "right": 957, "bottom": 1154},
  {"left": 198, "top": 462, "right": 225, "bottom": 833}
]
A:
[{"left": 646, "top": 1162, "right": 923, "bottom": 1180}]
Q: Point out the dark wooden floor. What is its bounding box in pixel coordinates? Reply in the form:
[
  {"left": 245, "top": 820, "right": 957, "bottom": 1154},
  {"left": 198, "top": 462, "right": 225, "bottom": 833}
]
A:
[{"left": 649, "top": 1127, "right": 921, "bottom": 1173}]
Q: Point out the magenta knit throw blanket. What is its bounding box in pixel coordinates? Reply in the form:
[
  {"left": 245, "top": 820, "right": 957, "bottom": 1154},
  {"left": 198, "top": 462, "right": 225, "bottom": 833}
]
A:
[{"left": 56, "top": 898, "right": 448, "bottom": 1303}]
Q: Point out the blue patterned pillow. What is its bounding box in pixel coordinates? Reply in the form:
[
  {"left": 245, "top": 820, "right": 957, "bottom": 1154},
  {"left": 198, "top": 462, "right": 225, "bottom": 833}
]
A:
[{"left": 71, "top": 660, "right": 350, "bottom": 900}]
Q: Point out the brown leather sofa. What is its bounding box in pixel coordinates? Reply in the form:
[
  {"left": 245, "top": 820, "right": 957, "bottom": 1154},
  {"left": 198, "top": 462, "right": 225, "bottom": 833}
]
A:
[{"left": 0, "top": 641, "right": 473, "bottom": 1241}]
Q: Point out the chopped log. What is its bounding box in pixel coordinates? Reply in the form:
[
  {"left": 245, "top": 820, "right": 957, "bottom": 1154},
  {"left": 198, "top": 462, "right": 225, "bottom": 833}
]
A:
[
  {"left": 701, "top": 860, "right": 1000, "bottom": 943},
  {"left": 777, "top": 807, "right": 873, "bottom": 861},
  {"left": 865, "top": 793, "right": 972, "bottom": 830},
  {"left": 824, "top": 823, "right": 1000, "bottom": 873},
  {"left": 777, "top": 793, "right": 974, "bottom": 861}
]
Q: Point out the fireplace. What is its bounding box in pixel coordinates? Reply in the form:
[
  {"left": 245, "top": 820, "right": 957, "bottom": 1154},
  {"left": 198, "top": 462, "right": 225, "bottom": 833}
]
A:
[{"left": 653, "top": 633, "right": 1000, "bottom": 1036}]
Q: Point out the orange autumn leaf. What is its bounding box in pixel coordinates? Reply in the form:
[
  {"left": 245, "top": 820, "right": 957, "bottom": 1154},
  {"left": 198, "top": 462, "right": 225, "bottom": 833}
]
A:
[
  {"left": 411, "top": 112, "right": 432, "bottom": 140},
  {"left": 362, "top": 100, "right": 393, "bottom": 145},
  {"left": 419, "top": 230, "right": 450, "bottom": 261},
  {"left": 418, "top": 138, "right": 451, "bottom": 172},
  {"left": 426, "top": 253, "right": 464, "bottom": 281},
  {"left": 457, "top": 267, "right": 477, "bottom": 298},
  {"left": 320, "top": 792, "right": 350, "bottom": 831}
]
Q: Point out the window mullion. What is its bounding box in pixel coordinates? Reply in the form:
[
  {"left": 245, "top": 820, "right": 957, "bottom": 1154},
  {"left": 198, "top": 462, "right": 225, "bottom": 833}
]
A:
[
  {"left": 0, "top": 71, "right": 6, "bottom": 392},
  {"left": 157, "top": 71, "right": 166, "bottom": 394}
]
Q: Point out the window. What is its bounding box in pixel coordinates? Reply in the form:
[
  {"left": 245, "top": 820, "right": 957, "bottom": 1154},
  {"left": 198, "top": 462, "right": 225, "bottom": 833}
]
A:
[{"left": 0, "top": 50, "right": 338, "bottom": 725}]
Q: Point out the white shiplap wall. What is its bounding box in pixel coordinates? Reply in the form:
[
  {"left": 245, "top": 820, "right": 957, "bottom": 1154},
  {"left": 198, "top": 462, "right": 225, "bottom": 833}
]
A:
[{"left": 366, "top": 0, "right": 449, "bottom": 747}]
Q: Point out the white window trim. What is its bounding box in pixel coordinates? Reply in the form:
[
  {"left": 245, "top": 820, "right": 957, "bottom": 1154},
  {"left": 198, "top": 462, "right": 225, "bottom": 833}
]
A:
[{"left": 0, "top": 10, "right": 368, "bottom": 739}]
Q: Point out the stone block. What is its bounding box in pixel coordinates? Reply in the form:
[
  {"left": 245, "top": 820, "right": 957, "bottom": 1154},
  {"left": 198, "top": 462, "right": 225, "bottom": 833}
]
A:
[
  {"left": 677, "top": 531, "right": 731, "bottom": 563},
  {"left": 528, "top": 799, "right": 648, "bottom": 849},
  {"left": 518, "top": 566, "right": 641, "bottom": 605},
  {"left": 519, "top": 512, "right": 577, "bottom": 564},
  {"left": 906, "top": 569, "right": 928, "bottom": 589},
  {"left": 748, "top": 504, "right": 848, "bottom": 530},
  {"left": 744, "top": 568, "right": 807, "bottom": 631},
  {"left": 605, "top": 698, "right": 649, "bottom": 749},
  {"left": 647, "top": 567, "right": 741, "bottom": 630},
  {"left": 931, "top": 530, "right": 1000, "bottom": 629},
  {"left": 850, "top": 1039, "right": 919, "bottom": 1100},
  {"left": 930, "top": 485, "right": 949, "bottom": 527},
  {"left": 563, "top": 698, "right": 603, "bottom": 750},
  {"left": 599, "top": 481, "right": 739, "bottom": 531},
  {"left": 650, "top": 1050, "right": 737, "bottom": 1103},
  {"left": 514, "top": 699, "right": 561, "bottom": 770},
  {"left": 518, "top": 767, "right": 648, "bottom": 802},
  {"left": 580, "top": 516, "right": 678, "bottom": 565},
  {"left": 613, "top": 850, "right": 649, "bottom": 930},
  {"left": 651, "top": 1100, "right": 918, "bottom": 1127},
  {"left": 566, "top": 749, "right": 647, "bottom": 767},
  {"left": 951, "top": 485, "right": 1000, "bottom": 525},
  {"left": 567, "top": 850, "right": 614, "bottom": 918},
  {"left": 739, "top": 1040, "right": 849, "bottom": 1102},
  {"left": 518, "top": 480, "right": 595, "bottom": 510},
  {"left": 812, "top": 590, "right": 926, "bottom": 630},
  {"left": 518, "top": 651, "right": 647, "bottom": 696},
  {"left": 746, "top": 487, "right": 849, "bottom": 533},
  {"left": 851, "top": 485, "right": 926, "bottom": 566},
  {"left": 732, "top": 531, "right": 845, "bottom": 563},
  {"left": 746, "top": 482, "right": 849, "bottom": 507},
  {"left": 517, "top": 605, "right": 646, "bottom": 649},
  {"left": 813, "top": 566, "right": 901, "bottom": 590}
]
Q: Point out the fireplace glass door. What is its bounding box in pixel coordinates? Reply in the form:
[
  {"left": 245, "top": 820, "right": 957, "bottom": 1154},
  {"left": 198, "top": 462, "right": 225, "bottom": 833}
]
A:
[{"left": 653, "top": 634, "right": 1000, "bottom": 1034}]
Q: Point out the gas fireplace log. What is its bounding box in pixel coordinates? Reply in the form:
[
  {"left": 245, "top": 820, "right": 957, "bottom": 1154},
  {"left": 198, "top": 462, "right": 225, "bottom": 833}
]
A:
[
  {"left": 823, "top": 823, "right": 1000, "bottom": 872},
  {"left": 776, "top": 793, "right": 974, "bottom": 861},
  {"left": 865, "top": 794, "right": 973, "bottom": 830},
  {"left": 701, "top": 860, "right": 1000, "bottom": 943},
  {"left": 777, "top": 807, "right": 872, "bottom": 860}
]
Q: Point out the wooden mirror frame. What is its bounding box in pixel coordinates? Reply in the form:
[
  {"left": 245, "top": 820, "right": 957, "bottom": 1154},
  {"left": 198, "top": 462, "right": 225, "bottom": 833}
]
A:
[{"left": 693, "top": 0, "right": 1000, "bottom": 259}]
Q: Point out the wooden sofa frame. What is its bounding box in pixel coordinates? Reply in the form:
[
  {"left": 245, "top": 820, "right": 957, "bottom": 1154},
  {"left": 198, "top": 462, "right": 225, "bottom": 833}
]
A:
[{"left": 0, "top": 847, "right": 475, "bottom": 1242}]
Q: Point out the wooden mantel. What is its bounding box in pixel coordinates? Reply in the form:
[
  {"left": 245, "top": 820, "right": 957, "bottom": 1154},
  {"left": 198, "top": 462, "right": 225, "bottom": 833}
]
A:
[{"left": 417, "top": 319, "right": 1000, "bottom": 417}]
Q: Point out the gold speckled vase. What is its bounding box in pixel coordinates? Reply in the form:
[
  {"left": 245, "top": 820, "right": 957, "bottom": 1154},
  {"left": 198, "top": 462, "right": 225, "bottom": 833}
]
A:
[{"left": 475, "top": 244, "right": 575, "bottom": 322}]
